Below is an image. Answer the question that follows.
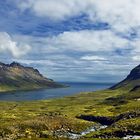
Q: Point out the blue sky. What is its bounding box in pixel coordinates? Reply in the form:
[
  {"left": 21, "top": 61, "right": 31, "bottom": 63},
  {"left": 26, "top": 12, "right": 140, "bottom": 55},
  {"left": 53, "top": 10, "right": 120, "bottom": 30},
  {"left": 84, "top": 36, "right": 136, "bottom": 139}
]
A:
[{"left": 0, "top": 0, "right": 140, "bottom": 82}]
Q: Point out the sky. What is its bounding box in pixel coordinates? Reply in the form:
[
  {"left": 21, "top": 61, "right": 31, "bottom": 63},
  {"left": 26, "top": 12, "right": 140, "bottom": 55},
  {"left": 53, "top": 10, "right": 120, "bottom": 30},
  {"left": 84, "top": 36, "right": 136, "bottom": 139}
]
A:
[{"left": 0, "top": 0, "right": 140, "bottom": 83}]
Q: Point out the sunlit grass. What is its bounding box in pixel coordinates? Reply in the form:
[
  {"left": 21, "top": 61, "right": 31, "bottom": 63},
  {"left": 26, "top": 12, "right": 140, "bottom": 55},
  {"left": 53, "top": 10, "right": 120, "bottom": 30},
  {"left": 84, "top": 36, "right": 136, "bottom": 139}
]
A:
[{"left": 0, "top": 88, "right": 139, "bottom": 139}]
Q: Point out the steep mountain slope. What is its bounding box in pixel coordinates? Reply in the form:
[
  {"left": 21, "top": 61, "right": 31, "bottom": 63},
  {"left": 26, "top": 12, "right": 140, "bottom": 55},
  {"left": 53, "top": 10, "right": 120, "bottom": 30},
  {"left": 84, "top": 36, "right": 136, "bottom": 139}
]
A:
[
  {"left": 111, "top": 64, "right": 140, "bottom": 91},
  {"left": 0, "top": 62, "right": 62, "bottom": 92}
]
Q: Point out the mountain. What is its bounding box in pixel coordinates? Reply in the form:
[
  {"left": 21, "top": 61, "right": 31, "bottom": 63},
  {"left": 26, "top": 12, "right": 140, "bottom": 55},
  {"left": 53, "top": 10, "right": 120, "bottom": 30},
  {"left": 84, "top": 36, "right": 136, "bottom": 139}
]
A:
[
  {"left": 0, "top": 62, "right": 63, "bottom": 92},
  {"left": 111, "top": 64, "right": 140, "bottom": 91}
]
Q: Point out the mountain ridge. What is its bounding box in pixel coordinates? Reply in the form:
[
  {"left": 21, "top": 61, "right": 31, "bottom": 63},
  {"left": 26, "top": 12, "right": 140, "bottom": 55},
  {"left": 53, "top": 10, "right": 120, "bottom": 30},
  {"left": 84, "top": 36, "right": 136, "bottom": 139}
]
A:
[{"left": 0, "top": 62, "right": 62, "bottom": 92}]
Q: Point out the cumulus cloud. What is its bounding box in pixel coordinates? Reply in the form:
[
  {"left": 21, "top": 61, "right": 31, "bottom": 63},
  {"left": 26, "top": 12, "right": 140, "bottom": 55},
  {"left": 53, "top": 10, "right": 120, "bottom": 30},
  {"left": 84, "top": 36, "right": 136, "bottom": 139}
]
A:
[
  {"left": 44, "top": 30, "right": 130, "bottom": 52},
  {"left": 11, "top": 27, "right": 140, "bottom": 82},
  {"left": 15, "top": 0, "right": 140, "bottom": 32},
  {"left": 88, "top": 0, "right": 140, "bottom": 33},
  {"left": 0, "top": 32, "right": 31, "bottom": 58},
  {"left": 15, "top": 0, "right": 89, "bottom": 20},
  {"left": 0, "top": 0, "right": 139, "bottom": 83}
]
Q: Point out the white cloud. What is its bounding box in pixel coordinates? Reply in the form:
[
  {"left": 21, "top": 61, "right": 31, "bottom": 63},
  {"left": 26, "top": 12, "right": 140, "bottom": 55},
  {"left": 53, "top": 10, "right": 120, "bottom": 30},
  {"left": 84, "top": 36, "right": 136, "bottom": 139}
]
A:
[
  {"left": 132, "top": 56, "right": 140, "bottom": 61},
  {"left": 0, "top": 0, "right": 140, "bottom": 82},
  {"left": 0, "top": 32, "right": 31, "bottom": 58},
  {"left": 9, "top": 26, "right": 140, "bottom": 82},
  {"left": 12, "top": 30, "right": 138, "bottom": 82},
  {"left": 131, "top": 39, "right": 140, "bottom": 53},
  {"left": 15, "top": 0, "right": 90, "bottom": 21},
  {"left": 44, "top": 30, "right": 130, "bottom": 52},
  {"left": 88, "top": 0, "right": 140, "bottom": 32},
  {"left": 81, "top": 56, "right": 107, "bottom": 61},
  {"left": 15, "top": 0, "right": 140, "bottom": 32}
]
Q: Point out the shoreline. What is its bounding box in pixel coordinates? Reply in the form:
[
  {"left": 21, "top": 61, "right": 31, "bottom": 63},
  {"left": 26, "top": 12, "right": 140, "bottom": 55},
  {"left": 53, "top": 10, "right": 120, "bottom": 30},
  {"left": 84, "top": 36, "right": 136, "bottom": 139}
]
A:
[{"left": 0, "top": 83, "right": 112, "bottom": 102}]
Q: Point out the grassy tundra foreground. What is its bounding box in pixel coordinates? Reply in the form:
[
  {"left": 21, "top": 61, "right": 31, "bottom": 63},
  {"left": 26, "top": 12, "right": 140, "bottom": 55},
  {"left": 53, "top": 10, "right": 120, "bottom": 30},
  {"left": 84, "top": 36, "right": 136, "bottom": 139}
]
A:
[
  {"left": 1, "top": 64, "right": 140, "bottom": 140},
  {"left": 0, "top": 88, "right": 140, "bottom": 140}
]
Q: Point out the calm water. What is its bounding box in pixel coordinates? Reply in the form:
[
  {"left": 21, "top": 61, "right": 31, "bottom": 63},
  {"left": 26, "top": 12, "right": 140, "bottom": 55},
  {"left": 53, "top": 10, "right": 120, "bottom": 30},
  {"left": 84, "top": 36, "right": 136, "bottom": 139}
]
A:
[{"left": 0, "top": 82, "right": 114, "bottom": 101}]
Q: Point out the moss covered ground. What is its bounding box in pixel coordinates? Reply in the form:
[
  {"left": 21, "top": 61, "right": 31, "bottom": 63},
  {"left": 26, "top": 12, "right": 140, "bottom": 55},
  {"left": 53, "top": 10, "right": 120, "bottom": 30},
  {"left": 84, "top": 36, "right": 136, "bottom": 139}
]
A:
[{"left": 0, "top": 88, "right": 139, "bottom": 139}]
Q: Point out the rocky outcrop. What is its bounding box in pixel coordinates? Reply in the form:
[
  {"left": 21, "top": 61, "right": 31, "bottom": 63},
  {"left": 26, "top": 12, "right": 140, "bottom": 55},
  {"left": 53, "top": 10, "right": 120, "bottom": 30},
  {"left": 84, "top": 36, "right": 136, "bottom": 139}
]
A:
[
  {"left": 77, "top": 111, "right": 140, "bottom": 139},
  {"left": 76, "top": 111, "right": 140, "bottom": 125}
]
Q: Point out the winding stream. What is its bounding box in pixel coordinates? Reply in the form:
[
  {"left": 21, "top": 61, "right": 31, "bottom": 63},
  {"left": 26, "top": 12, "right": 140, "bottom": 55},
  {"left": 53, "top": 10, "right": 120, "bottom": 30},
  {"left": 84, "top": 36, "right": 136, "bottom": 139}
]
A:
[
  {"left": 123, "top": 135, "right": 140, "bottom": 139},
  {"left": 55, "top": 125, "right": 140, "bottom": 140},
  {"left": 55, "top": 125, "right": 108, "bottom": 139},
  {"left": 68, "top": 125, "right": 108, "bottom": 139}
]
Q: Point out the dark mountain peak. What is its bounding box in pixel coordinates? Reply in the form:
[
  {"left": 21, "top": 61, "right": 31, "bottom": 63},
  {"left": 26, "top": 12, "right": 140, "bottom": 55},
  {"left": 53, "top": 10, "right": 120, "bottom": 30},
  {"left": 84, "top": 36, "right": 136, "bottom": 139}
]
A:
[
  {"left": 111, "top": 64, "right": 140, "bottom": 90},
  {"left": 0, "top": 62, "right": 43, "bottom": 77},
  {"left": 126, "top": 64, "right": 140, "bottom": 80},
  {"left": 10, "top": 62, "right": 23, "bottom": 67},
  {"left": 0, "top": 62, "right": 23, "bottom": 68},
  {"left": 0, "top": 62, "right": 8, "bottom": 67}
]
